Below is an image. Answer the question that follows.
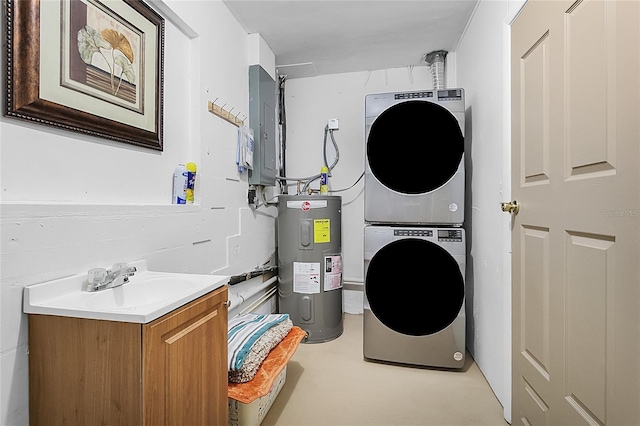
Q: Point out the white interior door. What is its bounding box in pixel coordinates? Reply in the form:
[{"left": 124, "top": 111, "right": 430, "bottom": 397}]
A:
[{"left": 510, "top": 0, "right": 639, "bottom": 424}]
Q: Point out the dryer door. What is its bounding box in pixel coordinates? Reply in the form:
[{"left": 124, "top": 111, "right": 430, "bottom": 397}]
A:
[
  {"left": 367, "top": 100, "right": 464, "bottom": 194},
  {"left": 365, "top": 238, "right": 464, "bottom": 336}
]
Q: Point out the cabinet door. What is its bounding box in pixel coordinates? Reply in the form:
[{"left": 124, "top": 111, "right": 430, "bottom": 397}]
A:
[
  {"left": 143, "top": 286, "right": 228, "bottom": 425},
  {"left": 29, "top": 315, "right": 142, "bottom": 426}
]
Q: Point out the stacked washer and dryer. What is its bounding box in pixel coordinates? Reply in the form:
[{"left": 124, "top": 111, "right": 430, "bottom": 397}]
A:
[{"left": 363, "top": 89, "right": 467, "bottom": 369}]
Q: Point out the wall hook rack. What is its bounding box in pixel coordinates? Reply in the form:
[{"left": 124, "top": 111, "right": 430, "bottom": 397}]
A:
[{"left": 207, "top": 99, "right": 245, "bottom": 127}]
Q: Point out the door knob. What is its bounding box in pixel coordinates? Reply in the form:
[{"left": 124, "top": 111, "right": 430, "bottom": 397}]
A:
[{"left": 501, "top": 200, "right": 520, "bottom": 214}]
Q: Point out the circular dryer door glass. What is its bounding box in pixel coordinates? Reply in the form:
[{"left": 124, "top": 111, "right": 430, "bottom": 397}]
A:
[
  {"left": 365, "top": 238, "right": 464, "bottom": 336},
  {"left": 367, "top": 100, "right": 464, "bottom": 194}
]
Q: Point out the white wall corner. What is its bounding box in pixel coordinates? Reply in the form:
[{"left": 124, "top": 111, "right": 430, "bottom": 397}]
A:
[
  {"left": 146, "top": 0, "right": 198, "bottom": 38},
  {"left": 446, "top": 52, "right": 457, "bottom": 89},
  {"left": 248, "top": 33, "right": 276, "bottom": 81}
]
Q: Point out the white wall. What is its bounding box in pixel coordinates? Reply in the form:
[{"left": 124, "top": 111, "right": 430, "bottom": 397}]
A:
[
  {"left": 0, "top": 1, "right": 277, "bottom": 424},
  {"left": 283, "top": 64, "right": 456, "bottom": 313},
  {"left": 455, "top": 0, "right": 518, "bottom": 421}
]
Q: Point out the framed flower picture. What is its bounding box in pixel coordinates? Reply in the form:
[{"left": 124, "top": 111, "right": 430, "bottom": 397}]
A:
[{"left": 4, "top": 0, "right": 165, "bottom": 150}]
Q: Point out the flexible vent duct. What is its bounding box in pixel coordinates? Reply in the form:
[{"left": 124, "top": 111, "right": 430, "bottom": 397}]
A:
[{"left": 423, "top": 50, "right": 448, "bottom": 89}]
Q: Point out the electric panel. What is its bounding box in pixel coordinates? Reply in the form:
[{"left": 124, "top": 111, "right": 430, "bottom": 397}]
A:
[{"left": 248, "top": 65, "right": 276, "bottom": 186}]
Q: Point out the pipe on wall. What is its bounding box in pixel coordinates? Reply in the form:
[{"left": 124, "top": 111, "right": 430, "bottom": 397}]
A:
[
  {"left": 238, "top": 286, "right": 278, "bottom": 316},
  {"left": 228, "top": 276, "right": 278, "bottom": 312}
]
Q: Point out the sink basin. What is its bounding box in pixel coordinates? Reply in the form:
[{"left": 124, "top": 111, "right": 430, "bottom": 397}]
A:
[
  {"left": 83, "top": 277, "right": 195, "bottom": 310},
  {"left": 23, "top": 261, "right": 229, "bottom": 323}
]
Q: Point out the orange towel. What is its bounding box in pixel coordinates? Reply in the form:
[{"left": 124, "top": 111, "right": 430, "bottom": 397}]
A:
[{"left": 228, "top": 326, "right": 306, "bottom": 404}]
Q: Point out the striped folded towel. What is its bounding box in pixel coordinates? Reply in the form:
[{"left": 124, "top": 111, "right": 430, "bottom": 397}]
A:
[{"left": 228, "top": 313, "right": 290, "bottom": 372}]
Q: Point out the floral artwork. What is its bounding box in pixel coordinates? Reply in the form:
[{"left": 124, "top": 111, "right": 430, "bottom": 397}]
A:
[
  {"left": 64, "top": 0, "right": 143, "bottom": 112},
  {"left": 77, "top": 26, "right": 135, "bottom": 97},
  {"left": 5, "top": 0, "right": 164, "bottom": 150}
]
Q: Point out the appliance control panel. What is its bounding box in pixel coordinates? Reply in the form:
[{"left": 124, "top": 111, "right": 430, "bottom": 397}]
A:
[
  {"left": 394, "top": 229, "right": 433, "bottom": 237},
  {"left": 437, "top": 89, "right": 463, "bottom": 101},
  {"left": 394, "top": 91, "right": 434, "bottom": 100},
  {"left": 438, "top": 229, "right": 463, "bottom": 242}
]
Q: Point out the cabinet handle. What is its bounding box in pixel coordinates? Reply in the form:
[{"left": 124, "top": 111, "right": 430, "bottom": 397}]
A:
[{"left": 224, "top": 300, "right": 231, "bottom": 307}]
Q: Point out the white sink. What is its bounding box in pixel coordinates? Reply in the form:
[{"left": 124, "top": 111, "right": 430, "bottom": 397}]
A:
[{"left": 23, "top": 261, "right": 229, "bottom": 323}]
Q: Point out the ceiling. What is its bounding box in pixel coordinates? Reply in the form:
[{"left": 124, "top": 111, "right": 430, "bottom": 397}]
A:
[{"left": 223, "top": 0, "right": 478, "bottom": 79}]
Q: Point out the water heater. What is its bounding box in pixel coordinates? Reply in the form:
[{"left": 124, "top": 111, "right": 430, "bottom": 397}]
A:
[{"left": 277, "top": 195, "right": 343, "bottom": 343}]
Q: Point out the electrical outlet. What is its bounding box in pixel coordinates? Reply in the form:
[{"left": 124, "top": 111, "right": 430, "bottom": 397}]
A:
[{"left": 328, "top": 118, "right": 339, "bottom": 130}]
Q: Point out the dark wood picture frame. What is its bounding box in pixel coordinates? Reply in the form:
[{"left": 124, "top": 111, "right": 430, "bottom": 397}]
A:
[{"left": 4, "top": 0, "right": 165, "bottom": 150}]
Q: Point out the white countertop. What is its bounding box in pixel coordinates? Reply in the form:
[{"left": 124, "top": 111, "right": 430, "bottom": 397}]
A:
[{"left": 23, "top": 260, "right": 229, "bottom": 323}]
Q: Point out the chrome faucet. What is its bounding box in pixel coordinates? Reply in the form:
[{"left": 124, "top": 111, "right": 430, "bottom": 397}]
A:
[{"left": 87, "top": 262, "right": 137, "bottom": 292}]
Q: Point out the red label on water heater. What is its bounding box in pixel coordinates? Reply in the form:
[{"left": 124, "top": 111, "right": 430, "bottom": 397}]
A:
[{"left": 301, "top": 201, "right": 311, "bottom": 211}]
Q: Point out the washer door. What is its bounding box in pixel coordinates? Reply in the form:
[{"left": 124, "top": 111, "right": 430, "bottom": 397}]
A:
[
  {"left": 367, "top": 100, "right": 464, "bottom": 194},
  {"left": 365, "top": 238, "right": 464, "bottom": 336}
]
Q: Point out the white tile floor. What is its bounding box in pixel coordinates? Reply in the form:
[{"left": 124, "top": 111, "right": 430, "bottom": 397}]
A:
[{"left": 262, "top": 314, "right": 508, "bottom": 426}]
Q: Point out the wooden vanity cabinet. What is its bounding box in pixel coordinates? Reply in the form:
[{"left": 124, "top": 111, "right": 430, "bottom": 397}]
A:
[{"left": 28, "top": 285, "right": 228, "bottom": 426}]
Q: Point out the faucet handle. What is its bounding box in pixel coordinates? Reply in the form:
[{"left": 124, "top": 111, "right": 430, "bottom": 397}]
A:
[
  {"left": 112, "top": 262, "right": 136, "bottom": 277},
  {"left": 88, "top": 268, "right": 107, "bottom": 284}
]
